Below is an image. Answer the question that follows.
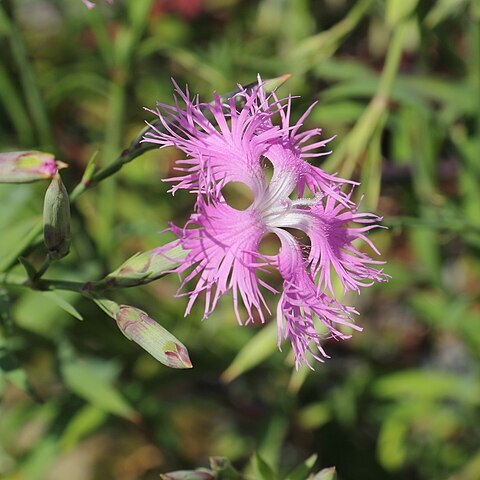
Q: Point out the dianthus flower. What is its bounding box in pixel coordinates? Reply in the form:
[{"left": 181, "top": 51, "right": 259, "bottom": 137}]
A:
[{"left": 143, "top": 80, "right": 388, "bottom": 368}]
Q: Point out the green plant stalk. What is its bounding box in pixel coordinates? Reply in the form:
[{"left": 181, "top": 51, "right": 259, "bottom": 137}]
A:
[
  {"left": 383, "top": 216, "right": 480, "bottom": 234},
  {"left": 0, "top": 262, "right": 177, "bottom": 294},
  {"left": 33, "top": 255, "right": 53, "bottom": 281},
  {"left": 0, "top": 5, "right": 52, "bottom": 147},
  {"left": 69, "top": 143, "right": 145, "bottom": 201},
  {"left": 359, "top": 112, "right": 387, "bottom": 210},
  {"left": 293, "top": 0, "right": 374, "bottom": 59},
  {"left": 0, "top": 218, "right": 43, "bottom": 272},
  {"left": 97, "top": 80, "right": 126, "bottom": 256},
  {"left": 0, "top": 239, "right": 183, "bottom": 294},
  {"left": 0, "top": 272, "right": 87, "bottom": 293},
  {"left": 86, "top": 6, "right": 114, "bottom": 71},
  {"left": 286, "top": 0, "right": 374, "bottom": 79},
  {"left": 96, "top": 0, "right": 154, "bottom": 257},
  {"left": 472, "top": 4, "right": 480, "bottom": 160},
  {"left": 0, "top": 62, "right": 33, "bottom": 145},
  {"left": 0, "top": 273, "right": 98, "bottom": 295},
  {"left": 324, "top": 21, "right": 409, "bottom": 178}
]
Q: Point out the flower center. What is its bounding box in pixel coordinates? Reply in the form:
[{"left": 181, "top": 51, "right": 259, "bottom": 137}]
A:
[{"left": 258, "top": 190, "right": 323, "bottom": 229}]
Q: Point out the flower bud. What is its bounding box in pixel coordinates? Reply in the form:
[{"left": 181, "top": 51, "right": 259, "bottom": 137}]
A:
[
  {"left": 104, "top": 244, "right": 186, "bottom": 288},
  {"left": 0, "top": 151, "right": 66, "bottom": 184},
  {"left": 159, "top": 457, "right": 239, "bottom": 479},
  {"left": 97, "top": 300, "right": 192, "bottom": 369},
  {"left": 311, "top": 467, "right": 337, "bottom": 480},
  {"left": 43, "top": 174, "right": 71, "bottom": 259},
  {"left": 160, "top": 472, "right": 214, "bottom": 480}
]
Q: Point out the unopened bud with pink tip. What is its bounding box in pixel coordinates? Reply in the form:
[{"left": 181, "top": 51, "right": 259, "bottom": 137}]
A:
[
  {"left": 0, "top": 151, "right": 66, "bottom": 184},
  {"left": 102, "top": 244, "right": 187, "bottom": 288},
  {"left": 96, "top": 299, "right": 192, "bottom": 369}
]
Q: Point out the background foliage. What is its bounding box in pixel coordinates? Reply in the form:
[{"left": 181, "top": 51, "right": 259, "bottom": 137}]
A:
[{"left": 1, "top": 0, "right": 479, "bottom": 479}]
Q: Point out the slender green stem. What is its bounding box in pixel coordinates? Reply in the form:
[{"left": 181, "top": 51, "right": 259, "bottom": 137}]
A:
[
  {"left": 97, "top": 80, "right": 127, "bottom": 256},
  {"left": 293, "top": 0, "right": 374, "bottom": 59},
  {"left": 0, "top": 272, "right": 124, "bottom": 296},
  {"left": 0, "top": 62, "right": 33, "bottom": 145},
  {"left": 69, "top": 145, "right": 144, "bottom": 202},
  {"left": 377, "top": 24, "right": 408, "bottom": 98},
  {"left": 472, "top": 4, "right": 480, "bottom": 159},
  {"left": 94, "top": 1, "right": 155, "bottom": 256},
  {"left": 0, "top": 219, "right": 43, "bottom": 272},
  {"left": 342, "top": 22, "right": 407, "bottom": 178},
  {"left": 86, "top": 6, "right": 114, "bottom": 70},
  {"left": 40, "top": 278, "right": 90, "bottom": 293},
  {"left": 0, "top": 272, "right": 87, "bottom": 293},
  {"left": 324, "top": 22, "right": 408, "bottom": 178},
  {"left": 383, "top": 216, "right": 480, "bottom": 234},
  {"left": 33, "top": 255, "right": 53, "bottom": 281},
  {"left": 0, "top": 4, "right": 52, "bottom": 147},
  {"left": 96, "top": 128, "right": 124, "bottom": 260},
  {"left": 359, "top": 112, "right": 387, "bottom": 210}
]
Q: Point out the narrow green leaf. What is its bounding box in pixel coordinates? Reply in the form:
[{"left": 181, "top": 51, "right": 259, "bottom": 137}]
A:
[
  {"left": 14, "top": 289, "right": 73, "bottom": 339},
  {"left": 43, "top": 291, "right": 83, "bottom": 321},
  {"left": 252, "top": 453, "right": 276, "bottom": 480},
  {"left": 372, "top": 370, "right": 480, "bottom": 405},
  {"left": 0, "top": 323, "right": 41, "bottom": 401},
  {"left": 221, "top": 321, "right": 277, "bottom": 382},
  {"left": 0, "top": 344, "right": 36, "bottom": 398},
  {"left": 257, "top": 413, "right": 289, "bottom": 469},
  {"left": 0, "top": 288, "right": 12, "bottom": 331},
  {"left": 59, "top": 342, "right": 136, "bottom": 420},
  {"left": 377, "top": 415, "right": 408, "bottom": 471},
  {"left": 209, "top": 456, "right": 241, "bottom": 479},
  {"left": 309, "top": 467, "right": 337, "bottom": 480},
  {"left": 298, "top": 402, "right": 331, "bottom": 430},
  {"left": 359, "top": 111, "right": 386, "bottom": 209},
  {"left": 285, "top": 454, "right": 317, "bottom": 480},
  {"left": 288, "top": 364, "right": 311, "bottom": 394},
  {"left": 424, "top": 0, "right": 469, "bottom": 28},
  {"left": 79, "top": 150, "right": 98, "bottom": 187},
  {"left": 60, "top": 405, "right": 107, "bottom": 450},
  {"left": 19, "top": 436, "right": 58, "bottom": 480},
  {"left": 386, "top": 0, "right": 419, "bottom": 26},
  {"left": 453, "top": 447, "right": 480, "bottom": 479},
  {"left": 18, "top": 256, "right": 37, "bottom": 282}
]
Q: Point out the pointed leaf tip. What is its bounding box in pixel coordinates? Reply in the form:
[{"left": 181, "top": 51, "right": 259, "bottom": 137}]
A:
[{"left": 311, "top": 467, "right": 337, "bottom": 480}]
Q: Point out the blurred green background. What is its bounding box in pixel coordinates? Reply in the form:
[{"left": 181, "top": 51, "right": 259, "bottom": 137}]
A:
[{"left": 1, "top": 0, "right": 480, "bottom": 478}]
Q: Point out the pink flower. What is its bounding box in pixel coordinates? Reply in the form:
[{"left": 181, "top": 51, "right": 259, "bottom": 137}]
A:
[
  {"left": 143, "top": 81, "right": 388, "bottom": 368},
  {"left": 82, "top": 0, "right": 112, "bottom": 9}
]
